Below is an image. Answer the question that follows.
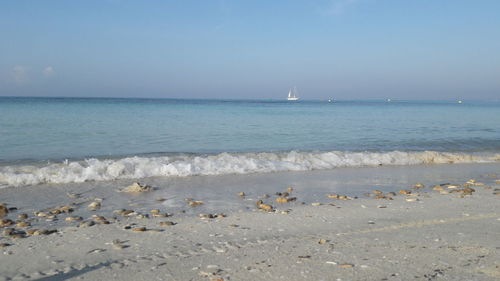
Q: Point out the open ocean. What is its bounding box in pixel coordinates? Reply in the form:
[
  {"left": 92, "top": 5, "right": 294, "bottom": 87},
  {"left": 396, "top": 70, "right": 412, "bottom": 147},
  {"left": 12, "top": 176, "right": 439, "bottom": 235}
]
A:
[{"left": 1, "top": 97, "right": 499, "bottom": 187}]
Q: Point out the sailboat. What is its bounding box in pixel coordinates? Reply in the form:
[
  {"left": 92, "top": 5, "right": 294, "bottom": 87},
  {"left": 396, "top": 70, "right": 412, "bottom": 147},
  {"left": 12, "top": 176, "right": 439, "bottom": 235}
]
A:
[{"left": 287, "top": 87, "right": 299, "bottom": 101}]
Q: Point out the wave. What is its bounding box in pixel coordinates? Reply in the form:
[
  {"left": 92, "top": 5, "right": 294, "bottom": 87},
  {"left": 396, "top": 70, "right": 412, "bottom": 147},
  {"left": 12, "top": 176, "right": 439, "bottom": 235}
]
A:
[{"left": 1, "top": 150, "right": 499, "bottom": 187}]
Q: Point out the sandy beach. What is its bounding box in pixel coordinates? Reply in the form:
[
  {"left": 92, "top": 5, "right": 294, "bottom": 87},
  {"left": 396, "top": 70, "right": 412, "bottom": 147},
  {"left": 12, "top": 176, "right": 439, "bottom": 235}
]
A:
[{"left": 1, "top": 163, "right": 499, "bottom": 280}]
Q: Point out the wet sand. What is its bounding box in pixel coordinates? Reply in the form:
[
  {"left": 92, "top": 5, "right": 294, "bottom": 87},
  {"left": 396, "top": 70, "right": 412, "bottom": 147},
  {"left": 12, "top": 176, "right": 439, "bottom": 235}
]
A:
[{"left": 1, "top": 163, "right": 499, "bottom": 280}]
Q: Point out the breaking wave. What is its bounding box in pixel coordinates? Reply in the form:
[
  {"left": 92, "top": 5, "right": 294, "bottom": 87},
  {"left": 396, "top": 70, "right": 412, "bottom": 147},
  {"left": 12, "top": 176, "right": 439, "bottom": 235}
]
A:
[{"left": 1, "top": 150, "right": 499, "bottom": 187}]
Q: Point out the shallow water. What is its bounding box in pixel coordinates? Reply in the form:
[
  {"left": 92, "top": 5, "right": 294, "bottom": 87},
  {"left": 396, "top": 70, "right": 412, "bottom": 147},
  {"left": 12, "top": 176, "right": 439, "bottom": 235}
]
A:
[{"left": 2, "top": 163, "right": 499, "bottom": 229}]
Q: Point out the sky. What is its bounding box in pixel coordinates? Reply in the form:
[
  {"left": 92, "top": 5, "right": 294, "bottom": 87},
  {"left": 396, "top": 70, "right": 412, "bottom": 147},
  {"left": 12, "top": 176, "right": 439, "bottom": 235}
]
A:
[{"left": 0, "top": 0, "right": 499, "bottom": 100}]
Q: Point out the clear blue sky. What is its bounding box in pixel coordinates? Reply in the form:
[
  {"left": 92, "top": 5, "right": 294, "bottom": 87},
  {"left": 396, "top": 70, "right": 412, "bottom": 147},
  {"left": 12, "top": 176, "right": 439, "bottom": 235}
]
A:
[{"left": 1, "top": 0, "right": 499, "bottom": 100}]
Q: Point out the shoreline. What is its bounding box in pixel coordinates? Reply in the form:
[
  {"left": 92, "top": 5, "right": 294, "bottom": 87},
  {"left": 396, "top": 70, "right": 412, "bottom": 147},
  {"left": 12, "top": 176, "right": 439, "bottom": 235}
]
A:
[{"left": 1, "top": 163, "right": 499, "bottom": 280}]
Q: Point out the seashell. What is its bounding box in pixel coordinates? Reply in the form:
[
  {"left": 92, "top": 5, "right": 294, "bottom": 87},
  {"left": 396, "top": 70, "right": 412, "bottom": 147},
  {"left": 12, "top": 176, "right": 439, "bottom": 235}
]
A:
[
  {"left": 155, "top": 197, "right": 167, "bottom": 202},
  {"left": 65, "top": 216, "right": 83, "bottom": 222},
  {"left": 115, "top": 209, "right": 135, "bottom": 216},
  {"left": 33, "top": 229, "right": 57, "bottom": 235},
  {"left": 188, "top": 200, "right": 204, "bottom": 207},
  {"left": 318, "top": 239, "right": 328, "bottom": 244},
  {"left": 159, "top": 221, "right": 176, "bottom": 226},
  {"left": 399, "top": 190, "right": 411, "bottom": 195},
  {"left": 136, "top": 214, "right": 149, "bottom": 219},
  {"left": 276, "top": 197, "right": 288, "bottom": 204},
  {"left": 374, "top": 195, "right": 386, "bottom": 199},
  {"left": 338, "top": 264, "right": 354, "bottom": 268},
  {"left": 311, "top": 202, "right": 322, "bottom": 206},
  {"left": 66, "top": 192, "right": 81, "bottom": 199},
  {"left": 327, "top": 194, "right": 339, "bottom": 199},
  {"left": 199, "top": 213, "right": 215, "bottom": 219},
  {"left": 87, "top": 201, "right": 101, "bottom": 211},
  {"left": 440, "top": 190, "right": 450, "bottom": 195},
  {"left": 35, "top": 211, "right": 48, "bottom": 217},
  {"left": 132, "top": 227, "right": 147, "bottom": 232},
  {"left": 406, "top": 198, "right": 419, "bottom": 202},
  {"left": 447, "top": 185, "right": 460, "bottom": 189},
  {"left": 25, "top": 229, "right": 38, "bottom": 235},
  {"left": 0, "top": 204, "right": 8, "bottom": 217},
  {"left": 121, "top": 182, "right": 153, "bottom": 193},
  {"left": 287, "top": 187, "right": 294, "bottom": 193},
  {"left": 258, "top": 203, "right": 273, "bottom": 211},
  {"left": 112, "top": 240, "right": 126, "bottom": 250},
  {"left": 150, "top": 209, "right": 160, "bottom": 215},
  {"left": 17, "top": 213, "right": 28, "bottom": 220},
  {"left": 0, "top": 243, "right": 11, "bottom": 248},
  {"left": 16, "top": 221, "right": 30, "bottom": 228},
  {"left": 433, "top": 185, "right": 444, "bottom": 191},
  {"left": 377, "top": 205, "right": 387, "bottom": 208},
  {"left": 238, "top": 192, "right": 246, "bottom": 197},
  {"left": 413, "top": 183, "right": 425, "bottom": 189},
  {"left": 339, "top": 195, "right": 350, "bottom": 200},
  {"left": 153, "top": 212, "right": 171, "bottom": 218},
  {"left": 0, "top": 219, "right": 14, "bottom": 227},
  {"left": 79, "top": 221, "right": 95, "bottom": 228},
  {"left": 255, "top": 200, "right": 263, "bottom": 206}
]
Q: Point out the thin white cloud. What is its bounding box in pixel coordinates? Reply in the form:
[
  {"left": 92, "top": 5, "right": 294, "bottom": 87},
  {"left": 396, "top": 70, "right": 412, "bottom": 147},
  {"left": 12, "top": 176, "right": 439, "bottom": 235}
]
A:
[
  {"left": 11, "top": 65, "right": 31, "bottom": 84},
  {"left": 42, "top": 66, "right": 56, "bottom": 77}
]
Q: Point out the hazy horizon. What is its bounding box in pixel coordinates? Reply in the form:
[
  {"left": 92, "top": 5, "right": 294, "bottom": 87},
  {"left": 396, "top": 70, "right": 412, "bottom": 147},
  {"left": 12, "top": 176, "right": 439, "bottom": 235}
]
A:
[{"left": 1, "top": 0, "right": 499, "bottom": 100}]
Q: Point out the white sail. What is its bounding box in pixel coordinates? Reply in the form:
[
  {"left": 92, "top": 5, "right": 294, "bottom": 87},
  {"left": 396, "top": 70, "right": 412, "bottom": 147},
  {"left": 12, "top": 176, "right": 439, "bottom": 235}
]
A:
[{"left": 287, "top": 87, "right": 299, "bottom": 101}]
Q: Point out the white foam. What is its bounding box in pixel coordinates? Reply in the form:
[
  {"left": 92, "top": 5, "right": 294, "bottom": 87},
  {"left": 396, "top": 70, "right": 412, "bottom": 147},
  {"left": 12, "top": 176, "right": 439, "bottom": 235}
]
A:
[{"left": 0, "top": 150, "right": 499, "bottom": 187}]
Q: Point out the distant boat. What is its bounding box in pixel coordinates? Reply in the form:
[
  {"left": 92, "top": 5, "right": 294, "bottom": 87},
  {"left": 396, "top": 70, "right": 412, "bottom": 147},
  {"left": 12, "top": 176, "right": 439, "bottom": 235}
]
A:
[
  {"left": 287, "top": 87, "right": 299, "bottom": 101},
  {"left": 458, "top": 100, "right": 463, "bottom": 104},
  {"left": 387, "top": 99, "right": 391, "bottom": 102}
]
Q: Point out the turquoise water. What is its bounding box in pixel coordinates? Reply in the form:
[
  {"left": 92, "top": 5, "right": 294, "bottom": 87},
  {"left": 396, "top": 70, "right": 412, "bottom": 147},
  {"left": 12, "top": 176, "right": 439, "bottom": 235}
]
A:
[{"left": 1, "top": 97, "right": 499, "bottom": 187}]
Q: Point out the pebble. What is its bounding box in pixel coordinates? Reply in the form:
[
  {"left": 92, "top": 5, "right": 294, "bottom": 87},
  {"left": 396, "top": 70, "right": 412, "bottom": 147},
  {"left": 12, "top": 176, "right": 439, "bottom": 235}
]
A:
[
  {"left": 318, "top": 239, "right": 328, "bottom": 244},
  {"left": 238, "top": 192, "right": 246, "bottom": 197},
  {"left": 311, "top": 202, "right": 322, "bottom": 206},
  {"left": 150, "top": 209, "right": 160, "bottom": 215},
  {"left": 399, "top": 190, "right": 412, "bottom": 195},
  {"left": 155, "top": 197, "right": 167, "bottom": 202},
  {"left": 406, "top": 198, "right": 419, "bottom": 202}
]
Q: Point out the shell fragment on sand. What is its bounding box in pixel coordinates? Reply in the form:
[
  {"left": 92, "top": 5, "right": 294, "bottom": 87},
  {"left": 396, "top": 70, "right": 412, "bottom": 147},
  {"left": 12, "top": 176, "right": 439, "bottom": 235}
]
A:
[
  {"left": 121, "top": 182, "right": 153, "bottom": 193},
  {"left": 87, "top": 201, "right": 101, "bottom": 211}
]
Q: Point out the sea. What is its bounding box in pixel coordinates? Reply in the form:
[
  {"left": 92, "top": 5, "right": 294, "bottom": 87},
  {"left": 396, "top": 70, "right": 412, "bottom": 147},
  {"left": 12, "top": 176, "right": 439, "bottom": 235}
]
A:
[{"left": 1, "top": 97, "right": 500, "bottom": 188}]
